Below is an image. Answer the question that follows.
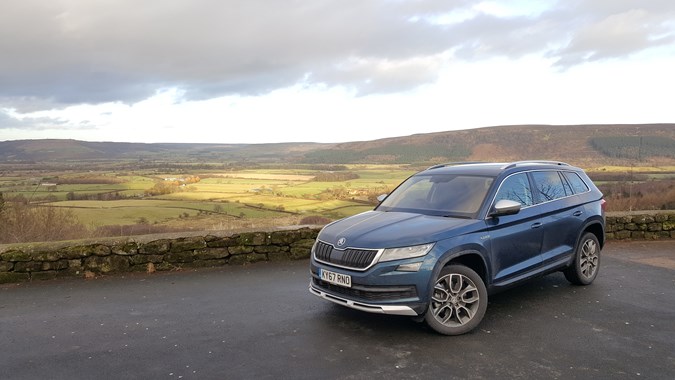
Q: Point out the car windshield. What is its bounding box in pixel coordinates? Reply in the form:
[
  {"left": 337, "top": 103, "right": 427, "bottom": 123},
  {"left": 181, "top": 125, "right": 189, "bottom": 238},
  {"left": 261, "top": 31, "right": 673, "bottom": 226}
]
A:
[{"left": 376, "top": 174, "right": 494, "bottom": 218}]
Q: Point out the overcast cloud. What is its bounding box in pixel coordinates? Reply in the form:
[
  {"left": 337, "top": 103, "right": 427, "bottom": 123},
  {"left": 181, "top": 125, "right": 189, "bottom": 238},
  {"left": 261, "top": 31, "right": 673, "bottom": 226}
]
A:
[{"left": 1, "top": 0, "right": 674, "bottom": 143}]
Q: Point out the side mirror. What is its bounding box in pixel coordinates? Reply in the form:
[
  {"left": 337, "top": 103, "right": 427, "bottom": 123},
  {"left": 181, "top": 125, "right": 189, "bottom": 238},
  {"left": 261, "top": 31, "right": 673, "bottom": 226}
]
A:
[
  {"left": 489, "top": 199, "right": 521, "bottom": 217},
  {"left": 376, "top": 194, "right": 388, "bottom": 203}
]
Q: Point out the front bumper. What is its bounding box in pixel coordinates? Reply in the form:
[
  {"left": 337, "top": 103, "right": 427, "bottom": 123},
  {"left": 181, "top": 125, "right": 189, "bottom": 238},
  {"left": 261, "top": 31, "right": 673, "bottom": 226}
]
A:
[
  {"left": 309, "top": 251, "right": 433, "bottom": 316},
  {"left": 309, "top": 282, "right": 419, "bottom": 316}
]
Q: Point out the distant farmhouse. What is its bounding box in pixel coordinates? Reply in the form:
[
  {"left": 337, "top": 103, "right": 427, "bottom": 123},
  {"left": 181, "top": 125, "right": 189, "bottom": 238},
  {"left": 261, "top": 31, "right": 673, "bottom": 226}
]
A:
[{"left": 41, "top": 183, "right": 58, "bottom": 191}]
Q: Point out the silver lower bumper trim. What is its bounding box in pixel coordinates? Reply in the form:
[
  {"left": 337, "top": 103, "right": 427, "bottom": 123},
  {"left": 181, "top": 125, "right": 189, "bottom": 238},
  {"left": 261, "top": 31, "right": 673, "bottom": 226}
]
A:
[{"left": 309, "top": 284, "right": 418, "bottom": 316}]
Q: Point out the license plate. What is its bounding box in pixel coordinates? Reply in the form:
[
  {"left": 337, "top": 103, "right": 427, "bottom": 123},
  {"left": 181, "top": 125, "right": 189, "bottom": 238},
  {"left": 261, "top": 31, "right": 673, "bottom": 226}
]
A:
[{"left": 320, "top": 269, "right": 352, "bottom": 288}]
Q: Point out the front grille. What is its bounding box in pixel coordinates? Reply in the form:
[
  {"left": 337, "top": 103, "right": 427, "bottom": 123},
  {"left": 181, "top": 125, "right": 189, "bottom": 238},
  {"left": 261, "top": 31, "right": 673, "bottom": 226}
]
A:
[
  {"left": 312, "top": 277, "right": 418, "bottom": 302},
  {"left": 314, "top": 241, "right": 378, "bottom": 270}
]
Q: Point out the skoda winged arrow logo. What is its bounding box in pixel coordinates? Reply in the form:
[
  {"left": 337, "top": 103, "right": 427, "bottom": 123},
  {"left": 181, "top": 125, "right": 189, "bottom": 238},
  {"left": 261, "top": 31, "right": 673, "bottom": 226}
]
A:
[{"left": 336, "top": 237, "right": 347, "bottom": 247}]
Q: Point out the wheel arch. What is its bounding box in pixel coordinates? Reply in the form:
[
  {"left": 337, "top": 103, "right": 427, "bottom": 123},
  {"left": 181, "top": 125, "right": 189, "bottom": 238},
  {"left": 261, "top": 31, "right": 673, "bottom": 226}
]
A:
[
  {"left": 581, "top": 219, "right": 605, "bottom": 249},
  {"left": 446, "top": 253, "right": 488, "bottom": 283},
  {"left": 417, "top": 246, "right": 489, "bottom": 318},
  {"left": 434, "top": 248, "right": 490, "bottom": 286}
]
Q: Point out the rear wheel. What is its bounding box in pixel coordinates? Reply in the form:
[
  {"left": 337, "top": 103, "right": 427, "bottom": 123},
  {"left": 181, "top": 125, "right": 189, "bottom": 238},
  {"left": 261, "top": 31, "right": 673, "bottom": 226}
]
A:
[
  {"left": 425, "top": 265, "right": 487, "bottom": 335},
  {"left": 564, "top": 232, "right": 601, "bottom": 285}
]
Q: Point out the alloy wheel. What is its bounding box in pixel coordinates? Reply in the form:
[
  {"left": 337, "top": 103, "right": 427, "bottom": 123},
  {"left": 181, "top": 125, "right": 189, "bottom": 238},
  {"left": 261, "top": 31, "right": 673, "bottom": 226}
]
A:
[
  {"left": 580, "top": 238, "right": 599, "bottom": 280},
  {"left": 430, "top": 273, "right": 481, "bottom": 327}
]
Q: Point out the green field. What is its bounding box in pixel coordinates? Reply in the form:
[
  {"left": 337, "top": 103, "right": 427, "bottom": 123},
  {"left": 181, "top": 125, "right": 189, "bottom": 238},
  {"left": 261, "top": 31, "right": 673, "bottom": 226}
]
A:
[
  {"left": 2, "top": 162, "right": 673, "bottom": 242},
  {"left": 0, "top": 166, "right": 413, "bottom": 233}
]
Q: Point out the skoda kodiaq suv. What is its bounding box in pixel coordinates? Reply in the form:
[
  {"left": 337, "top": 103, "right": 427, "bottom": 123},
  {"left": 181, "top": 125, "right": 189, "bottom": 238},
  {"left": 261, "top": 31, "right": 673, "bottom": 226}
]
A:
[{"left": 309, "top": 161, "right": 605, "bottom": 335}]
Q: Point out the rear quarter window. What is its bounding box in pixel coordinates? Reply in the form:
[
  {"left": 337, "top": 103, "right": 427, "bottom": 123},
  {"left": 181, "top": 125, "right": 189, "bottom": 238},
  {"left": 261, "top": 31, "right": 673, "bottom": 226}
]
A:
[{"left": 563, "top": 172, "right": 590, "bottom": 194}]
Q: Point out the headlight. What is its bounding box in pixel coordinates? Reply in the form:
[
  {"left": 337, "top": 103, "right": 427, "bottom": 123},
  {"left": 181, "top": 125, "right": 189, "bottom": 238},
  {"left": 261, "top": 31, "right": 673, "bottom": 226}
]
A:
[{"left": 379, "top": 243, "right": 434, "bottom": 262}]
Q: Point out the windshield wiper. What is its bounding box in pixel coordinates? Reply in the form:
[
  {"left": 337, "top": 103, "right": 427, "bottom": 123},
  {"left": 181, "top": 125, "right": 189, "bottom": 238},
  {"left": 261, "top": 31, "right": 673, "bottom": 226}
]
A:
[{"left": 442, "top": 214, "right": 471, "bottom": 219}]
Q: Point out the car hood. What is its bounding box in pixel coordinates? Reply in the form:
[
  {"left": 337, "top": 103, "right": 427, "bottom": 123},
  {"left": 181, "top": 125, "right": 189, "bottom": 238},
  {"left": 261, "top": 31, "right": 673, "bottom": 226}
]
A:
[{"left": 318, "top": 211, "right": 479, "bottom": 249}]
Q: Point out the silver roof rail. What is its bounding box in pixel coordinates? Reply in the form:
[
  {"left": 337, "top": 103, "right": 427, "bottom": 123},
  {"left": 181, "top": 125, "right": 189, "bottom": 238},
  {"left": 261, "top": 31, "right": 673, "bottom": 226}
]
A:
[
  {"left": 426, "top": 161, "right": 487, "bottom": 170},
  {"left": 502, "top": 161, "right": 570, "bottom": 169}
]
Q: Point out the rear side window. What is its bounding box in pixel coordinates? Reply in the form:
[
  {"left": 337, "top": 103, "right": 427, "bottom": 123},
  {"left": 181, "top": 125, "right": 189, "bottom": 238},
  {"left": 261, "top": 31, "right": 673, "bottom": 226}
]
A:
[
  {"left": 563, "top": 172, "right": 590, "bottom": 194},
  {"left": 494, "top": 173, "right": 533, "bottom": 207},
  {"left": 531, "top": 171, "right": 567, "bottom": 202}
]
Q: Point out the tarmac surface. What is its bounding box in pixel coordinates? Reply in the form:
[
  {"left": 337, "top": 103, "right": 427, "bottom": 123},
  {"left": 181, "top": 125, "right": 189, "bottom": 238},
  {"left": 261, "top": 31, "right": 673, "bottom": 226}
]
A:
[{"left": 1, "top": 240, "right": 674, "bottom": 379}]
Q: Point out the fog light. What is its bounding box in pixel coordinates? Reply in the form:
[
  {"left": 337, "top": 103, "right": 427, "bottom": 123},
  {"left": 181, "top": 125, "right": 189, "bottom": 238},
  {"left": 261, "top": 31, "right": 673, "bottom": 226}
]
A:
[{"left": 396, "top": 262, "right": 423, "bottom": 272}]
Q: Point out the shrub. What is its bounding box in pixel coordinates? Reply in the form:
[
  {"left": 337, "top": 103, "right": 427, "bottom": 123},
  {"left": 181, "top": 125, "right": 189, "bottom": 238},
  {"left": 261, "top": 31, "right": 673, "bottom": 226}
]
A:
[
  {"left": 598, "top": 179, "right": 675, "bottom": 211},
  {"left": 298, "top": 215, "right": 332, "bottom": 225},
  {"left": 312, "top": 172, "right": 360, "bottom": 182},
  {"left": 145, "top": 181, "right": 181, "bottom": 196},
  {"left": 92, "top": 224, "right": 186, "bottom": 238},
  {"left": 0, "top": 203, "right": 86, "bottom": 244}
]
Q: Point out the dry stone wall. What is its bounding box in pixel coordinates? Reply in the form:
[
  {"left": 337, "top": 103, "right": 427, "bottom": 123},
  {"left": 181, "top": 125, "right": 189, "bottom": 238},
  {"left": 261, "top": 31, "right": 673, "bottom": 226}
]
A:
[
  {"left": 1, "top": 212, "right": 674, "bottom": 284},
  {"left": 0, "top": 227, "right": 319, "bottom": 284},
  {"left": 606, "top": 213, "right": 675, "bottom": 240}
]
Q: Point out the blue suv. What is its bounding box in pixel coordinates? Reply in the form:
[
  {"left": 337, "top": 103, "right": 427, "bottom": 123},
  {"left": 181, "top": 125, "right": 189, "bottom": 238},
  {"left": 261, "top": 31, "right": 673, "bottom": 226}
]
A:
[{"left": 309, "top": 161, "right": 605, "bottom": 335}]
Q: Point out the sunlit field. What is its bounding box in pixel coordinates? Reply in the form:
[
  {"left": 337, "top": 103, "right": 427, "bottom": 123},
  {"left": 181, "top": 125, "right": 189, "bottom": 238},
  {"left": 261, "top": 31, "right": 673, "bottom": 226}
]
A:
[
  {"left": 0, "top": 165, "right": 414, "bottom": 239},
  {"left": 1, "top": 162, "right": 673, "bottom": 243}
]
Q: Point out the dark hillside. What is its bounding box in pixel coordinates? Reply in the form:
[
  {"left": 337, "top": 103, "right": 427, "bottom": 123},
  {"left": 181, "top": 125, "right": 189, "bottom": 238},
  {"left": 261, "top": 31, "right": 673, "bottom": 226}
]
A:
[
  {"left": 307, "top": 124, "right": 675, "bottom": 166},
  {"left": 0, "top": 139, "right": 331, "bottom": 163},
  {"left": 1, "top": 124, "right": 674, "bottom": 166}
]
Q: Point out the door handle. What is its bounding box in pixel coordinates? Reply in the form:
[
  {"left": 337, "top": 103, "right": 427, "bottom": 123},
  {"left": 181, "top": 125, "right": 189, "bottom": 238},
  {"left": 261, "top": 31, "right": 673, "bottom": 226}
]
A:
[
  {"left": 573, "top": 211, "right": 583, "bottom": 217},
  {"left": 531, "top": 222, "right": 542, "bottom": 229}
]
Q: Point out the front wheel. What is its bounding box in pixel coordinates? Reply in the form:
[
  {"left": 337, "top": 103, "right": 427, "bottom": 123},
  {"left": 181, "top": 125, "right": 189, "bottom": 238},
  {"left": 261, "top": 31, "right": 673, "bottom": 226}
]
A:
[
  {"left": 424, "top": 265, "right": 488, "bottom": 335},
  {"left": 564, "top": 232, "right": 601, "bottom": 285}
]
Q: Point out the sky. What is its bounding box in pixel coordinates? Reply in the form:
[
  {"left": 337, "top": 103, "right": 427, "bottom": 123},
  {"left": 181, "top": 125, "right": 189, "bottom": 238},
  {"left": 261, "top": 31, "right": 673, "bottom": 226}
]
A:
[{"left": 1, "top": 0, "right": 674, "bottom": 144}]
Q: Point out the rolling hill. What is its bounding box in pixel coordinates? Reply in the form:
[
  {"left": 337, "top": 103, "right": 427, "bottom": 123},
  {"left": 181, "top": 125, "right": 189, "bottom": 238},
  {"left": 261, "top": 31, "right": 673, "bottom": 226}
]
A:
[
  {"left": 0, "top": 139, "right": 330, "bottom": 163},
  {"left": 307, "top": 124, "right": 675, "bottom": 166},
  {"left": 1, "top": 124, "right": 674, "bottom": 167}
]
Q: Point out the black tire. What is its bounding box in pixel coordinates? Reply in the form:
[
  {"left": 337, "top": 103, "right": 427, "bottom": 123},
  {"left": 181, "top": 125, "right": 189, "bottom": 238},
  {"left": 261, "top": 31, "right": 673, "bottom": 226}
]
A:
[
  {"left": 425, "top": 265, "right": 488, "bottom": 335},
  {"left": 564, "top": 232, "right": 601, "bottom": 285}
]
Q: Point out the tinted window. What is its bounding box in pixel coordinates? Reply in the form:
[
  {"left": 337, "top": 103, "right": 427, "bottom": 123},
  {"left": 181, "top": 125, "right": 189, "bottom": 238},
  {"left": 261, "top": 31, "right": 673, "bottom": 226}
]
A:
[
  {"left": 560, "top": 174, "right": 573, "bottom": 196},
  {"left": 531, "top": 171, "right": 567, "bottom": 202},
  {"left": 377, "top": 174, "right": 493, "bottom": 217},
  {"left": 563, "top": 172, "right": 589, "bottom": 194},
  {"left": 494, "top": 173, "right": 533, "bottom": 207}
]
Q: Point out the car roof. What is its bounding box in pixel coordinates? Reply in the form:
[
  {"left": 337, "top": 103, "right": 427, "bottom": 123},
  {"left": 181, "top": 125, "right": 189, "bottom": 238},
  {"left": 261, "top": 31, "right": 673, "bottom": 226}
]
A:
[{"left": 419, "top": 161, "right": 579, "bottom": 177}]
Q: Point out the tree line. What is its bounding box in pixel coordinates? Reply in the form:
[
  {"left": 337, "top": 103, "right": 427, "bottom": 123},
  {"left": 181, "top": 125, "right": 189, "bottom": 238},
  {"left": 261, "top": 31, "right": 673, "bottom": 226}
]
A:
[
  {"left": 590, "top": 136, "right": 675, "bottom": 160},
  {"left": 312, "top": 172, "right": 360, "bottom": 182},
  {"left": 303, "top": 144, "right": 470, "bottom": 164}
]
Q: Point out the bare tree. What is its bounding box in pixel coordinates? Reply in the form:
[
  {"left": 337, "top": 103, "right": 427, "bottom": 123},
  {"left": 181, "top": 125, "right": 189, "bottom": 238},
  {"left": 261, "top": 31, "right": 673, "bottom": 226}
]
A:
[{"left": 0, "top": 203, "right": 87, "bottom": 244}]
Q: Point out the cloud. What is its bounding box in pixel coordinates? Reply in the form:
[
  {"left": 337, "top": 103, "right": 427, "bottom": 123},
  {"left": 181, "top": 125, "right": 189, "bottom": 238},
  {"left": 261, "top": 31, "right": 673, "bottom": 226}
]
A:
[
  {"left": 0, "top": 0, "right": 673, "bottom": 111},
  {"left": 447, "top": 13, "right": 561, "bottom": 60},
  {"left": 0, "top": 108, "right": 71, "bottom": 131},
  {"left": 0, "top": 0, "right": 463, "bottom": 105},
  {"left": 0, "top": 110, "right": 24, "bottom": 130},
  {"left": 551, "top": 1, "right": 675, "bottom": 66},
  {"left": 310, "top": 56, "right": 442, "bottom": 95}
]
